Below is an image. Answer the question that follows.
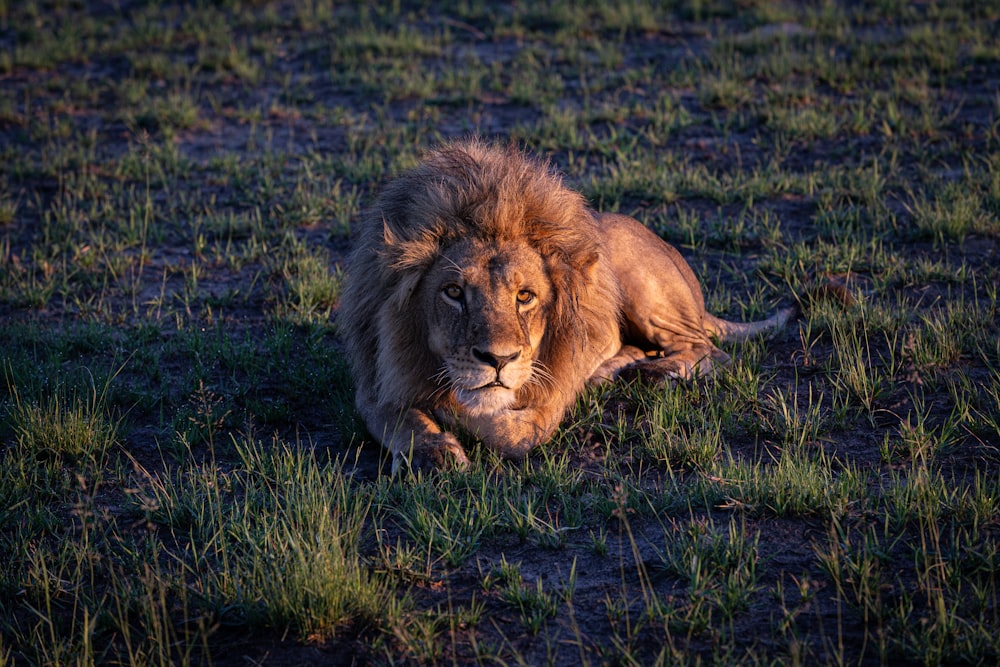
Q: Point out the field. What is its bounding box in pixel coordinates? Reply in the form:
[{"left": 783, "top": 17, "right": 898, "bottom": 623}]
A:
[{"left": 2, "top": 1, "right": 1000, "bottom": 664}]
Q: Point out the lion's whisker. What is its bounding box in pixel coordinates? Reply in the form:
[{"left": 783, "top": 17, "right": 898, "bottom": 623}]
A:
[
  {"left": 428, "top": 366, "right": 459, "bottom": 403},
  {"left": 430, "top": 366, "right": 451, "bottom": 385},
  {"left": 428, "top": 385, "right": 451, "bottom": 403},
  {"left": 529, "top": 360, "right": 557, "bottom": 391}
]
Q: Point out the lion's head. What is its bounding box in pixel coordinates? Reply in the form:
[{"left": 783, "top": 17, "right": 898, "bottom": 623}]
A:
[{"left": 339, "top": 140, "right": 622, "bottom": 461}]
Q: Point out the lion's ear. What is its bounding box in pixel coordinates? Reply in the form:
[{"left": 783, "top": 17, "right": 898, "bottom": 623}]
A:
[
  {"left": 381, "top": 221, "right": 439, "bottom": 271},
  {"left": 380, "top": 221, "right": 440, "bottom": 310},
  {"left": 542, "top": 244, "right": 597, "bottom": 308},
  {"left": 537, "top": 224, "right": 601, "bottom": 272}
]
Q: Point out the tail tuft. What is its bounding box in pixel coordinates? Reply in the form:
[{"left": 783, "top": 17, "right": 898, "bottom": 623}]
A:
[{"left": 797, "top": 282, "right": 856, "bottom": 310}]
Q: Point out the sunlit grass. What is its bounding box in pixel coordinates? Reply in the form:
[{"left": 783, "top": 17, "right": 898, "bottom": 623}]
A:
[{"left": 5, "top": 376, "right": 119, "bottom": 466}]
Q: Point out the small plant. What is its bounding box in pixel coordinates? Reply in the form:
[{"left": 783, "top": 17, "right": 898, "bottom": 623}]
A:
[
  {"left": 828, "top": 306, "right": 900, "bottom": 420},
  {"left": 0, "top": 184, "right": 19, "bottom": 227},
  {"left": 652, "top": 515, "right": 760, "bottom": 620},
  {"left": 503, "top": 492, "right": 574, "bottom": 549},
  {"left": 905, "top": 181, "right": 992, "bottom": 245},
  {"left": 170, "top": 379, "right": 232, "bottom": 457},
  {"left": 814, "top": 517, "right": 890, "bottom": 628},
  {"left": 759, "top": 384, "right": 827, "bottom": 448},
  {"left": 497, "top": 560, "right": 560, "bottom": 635},
  {"left": 698, "top": 56, "right": 754, "bottom": 109},
  {"left": 200, "top": 436, "right": 394, "bottom": 638},
  {"left": 393, "top": 477, "right": 496, "bottom": 568},
  {"left": 883, "top": 392, "right": 961, "bottom": 463},
  {"left": 6, "top": 376, "right": 118, "bottom": 466},
  {"left": 270, "top": 242, "right": 343, "bottom": 328},
  {"left": 975, "top": 369, "right": 1000, "bottom": 441},
  {"left": 639, "top": 383, "right": 727, "bottom": 470}
]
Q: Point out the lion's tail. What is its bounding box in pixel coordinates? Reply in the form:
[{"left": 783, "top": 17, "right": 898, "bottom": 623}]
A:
[
  {"left": 704, "top": 306, "right": 798, "bottom": 342},
  {"left": 705, "top": 283, "right": 855, "bottom": 342}
]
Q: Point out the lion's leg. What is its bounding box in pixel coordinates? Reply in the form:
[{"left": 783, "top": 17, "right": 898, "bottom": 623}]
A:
[
  {"left": 628, "top": 346, "right": 731, "bottom": 381},
  {"left": 358, "top": 398, "right": 470, "bottom": 473},
  {"left": 599, "top": 213, "right": 728, "bottom": 379},
  {"left": 592, "top": 345, "right": 731, "bottom": 384},
  {"left": 590, "top": 345, "right": 647, "bottom": 383}
]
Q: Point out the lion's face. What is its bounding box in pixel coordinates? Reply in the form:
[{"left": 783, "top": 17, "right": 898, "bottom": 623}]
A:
[{"left": 423, "top": 238, "right": 553, "bottom": 416}]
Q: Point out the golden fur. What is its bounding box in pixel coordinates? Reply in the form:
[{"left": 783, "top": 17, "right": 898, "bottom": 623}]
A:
[{"left": 339, "top": 140, "right": 794, "bottom": 470}]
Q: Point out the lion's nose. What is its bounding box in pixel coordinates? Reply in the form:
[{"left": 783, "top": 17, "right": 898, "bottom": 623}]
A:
[{"left": 472, "top": 347, "right": 521, "bottom": 370}]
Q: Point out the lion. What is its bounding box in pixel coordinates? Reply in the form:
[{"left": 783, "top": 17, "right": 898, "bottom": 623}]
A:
[{"left": 338, "top": 140, "right": 798, "bottom": 471}]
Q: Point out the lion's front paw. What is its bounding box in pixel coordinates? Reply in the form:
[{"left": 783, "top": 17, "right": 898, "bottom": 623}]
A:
[{"left": 392, "top": 433, "right": 470, "bottom": 475}]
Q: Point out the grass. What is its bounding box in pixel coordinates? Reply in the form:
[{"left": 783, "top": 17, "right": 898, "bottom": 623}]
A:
[{"left": 1, "top": 0, "right": 999, "bottom": 664}]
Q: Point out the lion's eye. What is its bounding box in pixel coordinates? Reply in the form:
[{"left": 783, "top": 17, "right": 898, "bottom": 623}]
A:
[
  {"left": 516, "top": 290, "right": 535, "bottom": 305},
  {"left": 443, "top": 285, "right": 464, "bottom": 301}
]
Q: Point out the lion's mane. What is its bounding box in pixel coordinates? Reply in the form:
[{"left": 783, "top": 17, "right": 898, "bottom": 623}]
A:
[{"left": 339, "top": 140, "right": 622, "bottom": 422}]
